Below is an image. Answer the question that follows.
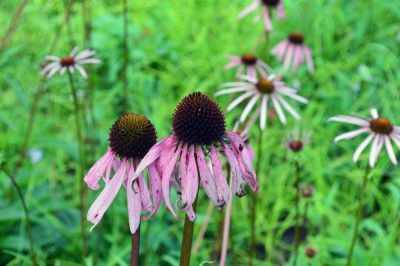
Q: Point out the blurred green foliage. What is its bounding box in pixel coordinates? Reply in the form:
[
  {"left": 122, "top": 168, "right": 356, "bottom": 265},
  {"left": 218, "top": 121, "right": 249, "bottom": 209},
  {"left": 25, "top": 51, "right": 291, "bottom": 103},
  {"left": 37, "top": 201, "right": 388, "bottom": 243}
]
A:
[{"left": 0, "top": 0, "right": 400, "bottom": 265}]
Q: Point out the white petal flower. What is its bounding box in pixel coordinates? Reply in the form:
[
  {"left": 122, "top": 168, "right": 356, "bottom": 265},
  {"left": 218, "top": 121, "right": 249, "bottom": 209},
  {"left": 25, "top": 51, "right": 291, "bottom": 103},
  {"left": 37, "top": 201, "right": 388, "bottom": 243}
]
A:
[
  {"left": 42, "top": 47, "right": 101, "bottom": 79},
  {"left": 224, "top": 54, "right": 272, "bottom": 79},
  {"left": 330, "top": 109, "right": 400, "bottom": 167},
  {"left": 217, "top": 75, "right": 308, "bottom": 130}
]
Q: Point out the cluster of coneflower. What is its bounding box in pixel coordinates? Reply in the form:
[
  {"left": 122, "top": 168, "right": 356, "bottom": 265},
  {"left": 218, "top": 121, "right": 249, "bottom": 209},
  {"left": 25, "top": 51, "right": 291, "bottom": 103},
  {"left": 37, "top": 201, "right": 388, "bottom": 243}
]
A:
[{"left": 39, "top": 1, "right": 399, "bottom": 266}]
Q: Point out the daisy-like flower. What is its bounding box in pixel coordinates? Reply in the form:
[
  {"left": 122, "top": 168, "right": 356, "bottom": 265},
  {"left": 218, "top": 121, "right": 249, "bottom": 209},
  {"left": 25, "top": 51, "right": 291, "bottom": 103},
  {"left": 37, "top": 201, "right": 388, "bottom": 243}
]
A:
[
  {"left": 272, "top": 32, "right": 314, "bottom": 73},
  {"left": 42, "top": 47, "right": 100, "bottom": 79},
  {"left": 239, "top": 0, "right": 286, "bottom": 31},
  {"left": 225, "top": 54, "right": 272, "bottom": 78},
  {"left": 217, "top": 75, "right": 308, "bottom": 129},
  {"left": 285, "top": 129, "right": 311, "bottom": 153},
  {"left": 133, "top": 92, "right": 258, "bottom": 221},
  {"left": 330, "top": 108, "right": 400, "bottom": 167},
  {"left": 84, "top": 114, "right": 161, "bottom": 233}
]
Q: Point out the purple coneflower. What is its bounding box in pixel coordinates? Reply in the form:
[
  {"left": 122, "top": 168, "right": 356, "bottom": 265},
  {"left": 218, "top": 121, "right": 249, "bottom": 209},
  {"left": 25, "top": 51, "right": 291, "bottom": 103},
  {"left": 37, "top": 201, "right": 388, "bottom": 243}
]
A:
[
  {"left": 133, "top": 92, "right": 258, "bottom": 221},
  {"left": 42, "top": 47, "right": 100, "bottom": 79},
  {"left": 272, "top": 32, "right": 314, "bottom": 73},
  {"left": 225, "top": 54, "right": 272, "bottom": 78},
  {"left": 217, "top": 75, "right": 308, "bottom": 129},
  {"left": 330, "top": 108, "right": 400, "bottom": 167},
  {"left": 84, "top": 114, "right": 161, "bottom": 233},
  {"left": 239, "top": 0, "right": 286, "bottom": 31}
]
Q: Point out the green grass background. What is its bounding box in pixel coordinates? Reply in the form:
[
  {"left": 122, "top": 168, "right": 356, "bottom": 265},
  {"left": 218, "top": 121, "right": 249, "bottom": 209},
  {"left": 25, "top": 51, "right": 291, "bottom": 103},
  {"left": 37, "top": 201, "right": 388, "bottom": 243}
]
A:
[{"left": 1, "top": 0, "right": 400, "bottom": 265}]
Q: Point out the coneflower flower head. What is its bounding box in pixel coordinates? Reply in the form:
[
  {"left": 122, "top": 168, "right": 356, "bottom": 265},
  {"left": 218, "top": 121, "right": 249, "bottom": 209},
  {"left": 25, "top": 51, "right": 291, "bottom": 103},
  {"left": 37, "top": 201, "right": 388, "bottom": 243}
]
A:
[
  {"left": 272, "top": 32, "right": 314, "bottom": 73},
  {"left": 239, "top": 0, "right": 286, "bottom": 31},
  {"left": 133, "top": 92, "right": 258, "bottom": 221},
  {"left": 285, "top": 129, "right": 311, "bottom": 153},
  {"left": 330, "top": 108, "right": 400, "bottom": 167},
  {"left": 42, "top": 47, "right": 100, "bottom": 79},
  {"left": 85, "top": 114, "right": 161, "bottom": 233},
  {"left": 225, "top": 53, "right": 272, "bottom": 78},
  {"left": 217, "top": 75, "right": 308, "bottom": 130}
]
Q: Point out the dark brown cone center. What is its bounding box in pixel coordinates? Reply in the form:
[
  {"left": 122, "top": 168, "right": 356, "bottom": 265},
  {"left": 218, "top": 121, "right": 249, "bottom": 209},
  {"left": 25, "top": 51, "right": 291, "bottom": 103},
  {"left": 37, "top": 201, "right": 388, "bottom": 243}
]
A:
[
  {"left": 289, "top": 140, "right": 304, "bottom": 152},
  {"left": 262, "top": 0, "right": 280, "bottom": 6},
  {"left": 241, "top": 54, "right": 258, "bottom": 65},
  {"left": 288, "top": 32, "right": 304, "bottom": 45},
  {"left": 256, "top": 78, "right": 275, "bottom": 94},
  {"left": 370, "top": 118, "right": 393, "bottom": 135},
  {"left": 61, "top": 56, "right": 75, "bottom": 67}
]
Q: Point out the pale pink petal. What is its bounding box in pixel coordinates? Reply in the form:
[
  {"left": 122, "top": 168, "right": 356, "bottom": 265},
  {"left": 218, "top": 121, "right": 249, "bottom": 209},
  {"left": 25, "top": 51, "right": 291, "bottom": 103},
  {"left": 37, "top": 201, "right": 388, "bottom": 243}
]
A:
[
  {"left": 261, "top": 5, "right": 272, "bottom": 31},
  {"left": 215, "top": 87, "right": 252, "bottom": 97},
  {"left": 162, "top": 144, "right": 182, "bottom": 218},
  {"left": 77, "top": 58, "right": 101, "bottom": 65},
  {"left": 275, "top": 94, "right": 301, "bottom": 120},
  {"left": 370, "top": 108, "right": 379, "bottom": 119},
  {"left": 138, "top": 172, "right": 152, "bottom": 211},
  {"left": 196, "top": 146, "right": 220, "bottom": 207},
  {"left": 271, "top": 94, "right": 287, "bottom": 124},
  {"left": 84, "top": 149, "right": 115, "bottom": 190},
  {"left": 384, "top": 137, "right": 398, "bottom": 165},
  {"left": 260, "top": 95, "right": 268, "bottom": 130},
  {"left": 210, "top": 145, "right": 230, "bottom": 205},
  {"left": 227, "top": 90, "right": 256, "bottom": 112},
  {"left": 127, "top": 161, "right": 142, "bottom": 234},
  {"left": 182, "top": 146, "right": 199, "bottom": 211},
  {"left": 277, "top": 2, "right": 286, "bottom": 19},
  {"left": 303, "top": 46, "right": 314, "bottom": 72},
  {"left": 75, "top": 65, "right": 88, "bottom": 79},
  {"left": 238, "top": 0, "right": 259, "bottom": 19},
  {"left": 225, "top": 58, "right": 242, "bottom": 69},
  {"left": 329, "top": 116, "right": 370, "bottom": 127},
  {"left": 353, "top": 133, "right": 375, "bottom": 162},
  {"left": 369, "top": 135, "right": 383, "bottom": 167},
  {"left": 334, "top": 128, "right": 370, "bottom": 142},
  {"left": 240, "top": 94, "right": 260, "bottom": 122},
  {"left": 221, "top": 141, "right": 245, "bottom": 196},
  {"left": 87, "top": 161, "right": 127, "bottom": 231},
  {"left": 143, "top": 164, "right": 162, "bottom": 220},
  {"left": 41, "top": 62, "right": 60, "bottom": 74}
]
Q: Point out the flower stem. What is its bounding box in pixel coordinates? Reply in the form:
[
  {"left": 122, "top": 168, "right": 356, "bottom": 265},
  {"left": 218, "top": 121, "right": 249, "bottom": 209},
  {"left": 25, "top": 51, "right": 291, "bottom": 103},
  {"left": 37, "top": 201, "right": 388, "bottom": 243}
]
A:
[
  {"left": 179, "top": 197, "right": 199, "bottom": 266},
  {"left": 346, "top": 166, "right": 371, "bottom": 266},
  {"left": 1, "top": 166, "right": 36, "bottom": 266},
  {"left": 122, "top": 0, "right": 129, "bottom": 113},
  {"left": 249, "top": 128, "right": 263, "bottom": 266},
  {"left": 192, "top": 201, "right": 214, "bottom": 254},
  {"left": 131, "top": 225, "right": 141, "bottom": 266},
  {"left": 293, "top": 160, "right": 301, "bottom": 266},
  {"left": 219, "top": 196, "right": 233, "bottom": 266},
  {"left": 67, "top": 71, "right": 87, "bottom": 257}
]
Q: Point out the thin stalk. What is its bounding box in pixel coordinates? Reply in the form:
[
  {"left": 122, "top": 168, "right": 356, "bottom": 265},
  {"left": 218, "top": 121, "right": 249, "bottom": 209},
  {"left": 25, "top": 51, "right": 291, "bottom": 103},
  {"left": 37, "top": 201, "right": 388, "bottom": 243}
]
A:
[
  {"left": 293, "top": 160, "right": 301, "bottom": 266},
  {"left": 179, "top": 197, "right": 199, "bottom": 266},
  {"left": 122, "top": 0, "right": 129, "bottom": 113},
  {"left": 346, "top": 166, "right": 371, "bottom": 266},
  {"left": 249, "top": 129, "right": 263, "bottom": 266},
  {"left": 302, "top": 199, "right": 310, "bottom": 229},
  {"left": 2, "top": 167, "right": 36, "bottom": 266},
  {"left": 219, "top": 196, "right": 233, "bottom": 266},
  {"left": 0, "top": 0, "right": 29, "bottom": 51},
  {"left": 192, "top": 201, "right": 214, "bottom": 254},
  {"left": 131, "top": 225, "right": 141, "bottom": 266},
  {"left": 10, "top": 0, "right": 74, "bottom": 183},
  {"left": 67, "top": 72, "right": 87, "bottom": 257}
]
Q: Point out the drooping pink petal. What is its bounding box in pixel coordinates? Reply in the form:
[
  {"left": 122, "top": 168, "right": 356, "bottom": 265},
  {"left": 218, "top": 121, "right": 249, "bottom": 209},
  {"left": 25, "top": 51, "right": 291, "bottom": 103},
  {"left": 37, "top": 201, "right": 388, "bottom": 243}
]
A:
[
  {"left": 369, "top": 135, "right": 383, "bottom": 167},
  {"left": 143, "top": 164, "right": 162, "bottom": 220},
  {"left": 84, "top": 149, "right": 115, "bottom": 190},
  {"left": 238, "top": 0, "right": 259, "bottom": 19},
  {"left": 277, "top": 2, "right": 286, "bottom": 19},
  {"left": 261, "top": 5, "right": 272, "bottom": 31},
  {"left": 196, "top": 146, "right": 220, "bottom": 207},
  {"left": 210, "top": 145, "right": 230, "bottom": 205},
  {"left": 134, "top": 136, "right": 176, "bottom": 179},
  {"left": 182, "top": 146, "right": 199, "bottom": 210},
  {"left": 127, "top": 161, "right": 142, "bottom": 234},
  {"left": 221, "top": 141, "right": 245, "bottom": 196},
  {"left": 384, "top": 136, "right": 398, "bottom": 165},
  {"left": 87, "top": 160, "right": 127, "bottom": 231},
  {"left": 225, "top": 58, "right": 242, "bottom": 69},
  {"left": 247, "top": 65, "right": 257, "bottom": 78},
  {"left": 303, "top": 46, "right": 314, "bottom": 72},
  {"left": 334, "top": 128, "right": 370, "bottom": 142},
  {"left": 161, "top": 144, "right": 182, "bottom": 218},
  {"left": 158, "top": 137, "right": 179, "bottom": 174},
  {"left": 138, "top": 172, "right": 152, "bottom": 211}
]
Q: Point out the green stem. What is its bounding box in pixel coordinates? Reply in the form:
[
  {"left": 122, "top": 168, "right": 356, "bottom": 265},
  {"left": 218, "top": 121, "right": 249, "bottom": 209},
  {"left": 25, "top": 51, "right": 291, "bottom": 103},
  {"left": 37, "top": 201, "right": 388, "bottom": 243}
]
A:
[
  {"left": 249, "top": 129, "right": 263, "bottom": 266},
  {"left": 179, "top": 197, "right": 198, "bottom": 266},
  {"left": 67, "top": 72, "right": 87, "bottom": 257},
  {"left": 346, "top": 166, "right": 371, "bottom": 266},
  {"left": 2, "top": 167, "right": 36, "bottom": 266},
  {"left": 293, "top": 160, "right": 301, "bottom": 266},
  {"left": 122, "top": 0, "right": 129, "bottom": 113},
  {"left": 131, "top": 225, "right": 140, "bottom": 266}
]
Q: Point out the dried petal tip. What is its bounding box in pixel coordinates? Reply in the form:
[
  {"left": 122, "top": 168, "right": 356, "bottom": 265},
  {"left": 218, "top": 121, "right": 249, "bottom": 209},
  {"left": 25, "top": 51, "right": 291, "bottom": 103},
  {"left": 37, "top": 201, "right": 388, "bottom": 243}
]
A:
[
  {"left": 109, "top": 113, "right": 157, "bottom": 160},
  {"left": 262, "top": 0, "right": 280, "bottom": 6},
  {"left": 256, "top": 78, "right": 275, "bottom": 94},
  {"left": 241, "top": 54, "right": 258, "bottom": 66},
  {"left": 289, "top": 32, "right": 304, "bottom": 45},
  {"left": 173, "top": 92, "right": 226, "bottom": 145},
  {"left": 370, "top": 118, "right": 393, "bottom": 135}
]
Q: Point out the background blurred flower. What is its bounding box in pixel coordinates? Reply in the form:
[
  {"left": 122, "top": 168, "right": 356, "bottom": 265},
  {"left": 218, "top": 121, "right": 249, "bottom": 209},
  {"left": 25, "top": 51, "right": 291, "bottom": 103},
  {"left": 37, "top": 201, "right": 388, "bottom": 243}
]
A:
[
  {"left": 330, "top": 108, "right": 400, "bottom": 167},
  {"left": 27, "top": 148, "right": 43, "bottom": 164},
  {"left": 272, "top": 32, "right": 314, "bottom": 73},
  {"left": 84, "top": 114, "right": 160, "bottom": 234},
  {"left": 285, "top": 128, "right": 311, "bottom": 153},
  {"left": 134, "top": 92, "right": 258, "bottom": 221},
  {"left": 217, "top": 75, "right": 308, "bottom": 129},
  {"left": 42, "top": 47, "right": 100, "bottom": 79},
  {"left": 225, "top": 54, "right": 272, "bottom": 78},
  {"left": 238, "top": 0, "right": 285, "bottom": 31}
]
